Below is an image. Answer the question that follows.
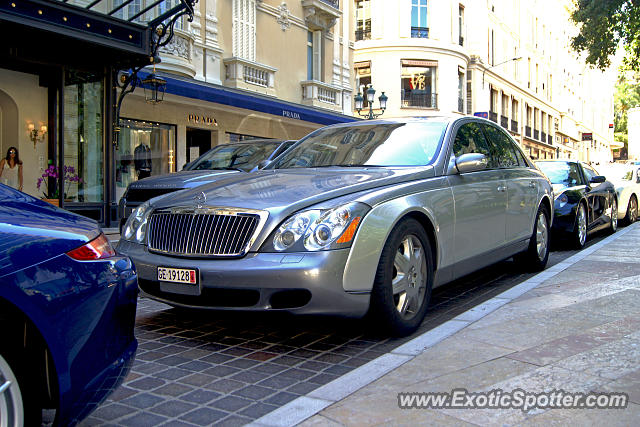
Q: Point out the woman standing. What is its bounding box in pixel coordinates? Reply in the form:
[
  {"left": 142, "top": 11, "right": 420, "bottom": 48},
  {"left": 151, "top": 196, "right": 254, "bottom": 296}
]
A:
[{"left": 0, "top": 146, "right": 23, "bottom": 191}]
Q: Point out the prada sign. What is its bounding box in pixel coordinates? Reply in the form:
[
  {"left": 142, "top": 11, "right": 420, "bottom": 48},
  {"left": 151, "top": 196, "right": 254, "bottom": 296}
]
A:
[{"left": 188, "top": 114, "right": 217, "bottom": 126}]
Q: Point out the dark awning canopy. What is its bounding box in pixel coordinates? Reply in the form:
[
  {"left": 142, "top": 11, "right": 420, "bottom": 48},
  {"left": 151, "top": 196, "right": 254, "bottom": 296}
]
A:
[{"left": 0, "top": 0, "right": 194, "bottom": 70}]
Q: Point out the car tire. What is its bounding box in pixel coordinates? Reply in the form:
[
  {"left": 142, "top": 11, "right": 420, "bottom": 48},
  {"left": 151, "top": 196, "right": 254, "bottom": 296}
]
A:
[
  {"left": 516, "top": 204, "right": 550, "bottom": 271},
  {"left": 0, "top": 352, "right": 24, "bottom": 427},
  {"left": 369, "top": 218, "right": 433, "bottom": 337},
  {"left": 610, "top": 198, "right": 618, "bottom": 234},
  {"left": 624, "top": 195, "right": 637, "bottom": 225},
  {"left": 573, "top": 202, "right": 588, "bottom": 249}
]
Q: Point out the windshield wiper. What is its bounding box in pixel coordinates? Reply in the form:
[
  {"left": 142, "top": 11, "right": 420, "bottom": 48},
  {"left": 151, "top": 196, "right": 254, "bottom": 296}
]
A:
[{"left": 208, "top": 167, "right": 245, "bottom": 172}]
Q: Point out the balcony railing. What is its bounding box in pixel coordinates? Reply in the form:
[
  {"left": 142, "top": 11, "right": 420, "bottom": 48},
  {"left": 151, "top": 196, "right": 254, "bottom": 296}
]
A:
[
  {"left": 224, "top": 57, "right": 277, "bottom": 96},
  {"left": 301, "top": 80, "right": 342, "bottom": 110},
  {"left": 525, "top": 126, "right": 532, "bottom": 138},
  {"left": 401, "top": 92, "right": 437, "bottom": 108},
  {"left": 458, "top": 97, "right": 464, "bottom": 113},
  {"left": 488, "top": 111, "right": 498, "bottom": 123},
  {"left": 411, "top": 26, "right": 429, "bottom": 38},
  {"left": 541, "top": 131, "right": 547, "bottom": 143},
  {"left": 500, "top": 115, "right": 509, "bottom": 129},
  {"left": 534, "top": 129, "right": 540, "bottom": 140},
  {"left": 511, "top": 119, "right": 518, "bottom": 133}
]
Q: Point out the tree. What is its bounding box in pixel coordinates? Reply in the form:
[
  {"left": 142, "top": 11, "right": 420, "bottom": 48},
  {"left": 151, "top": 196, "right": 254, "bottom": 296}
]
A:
[{"left": 571, "top": 0, "right": 640, "bottom": 71}]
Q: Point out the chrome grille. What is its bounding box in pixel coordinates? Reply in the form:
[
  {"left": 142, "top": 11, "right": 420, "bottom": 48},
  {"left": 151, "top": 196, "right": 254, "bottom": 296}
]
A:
[{"left": 147, "top": 210, "right": 262, "bottom": 257}]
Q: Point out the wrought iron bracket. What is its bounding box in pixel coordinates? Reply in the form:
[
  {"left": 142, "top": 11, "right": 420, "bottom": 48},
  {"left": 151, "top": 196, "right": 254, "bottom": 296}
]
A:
[{"left": 112, "top": 0, "right": 196, "bottom": 149}]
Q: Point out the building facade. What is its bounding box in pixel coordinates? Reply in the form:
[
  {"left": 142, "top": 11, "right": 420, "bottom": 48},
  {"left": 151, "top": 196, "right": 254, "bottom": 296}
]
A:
[
  {"left": 116, "top": 0, "right": 358, "bottom": 212},
  {"left": 353, "top": 0, "right": 615, "bottom": 162},
  {"left": 1, "top": 0, "right": 356, "bottom": 227}
]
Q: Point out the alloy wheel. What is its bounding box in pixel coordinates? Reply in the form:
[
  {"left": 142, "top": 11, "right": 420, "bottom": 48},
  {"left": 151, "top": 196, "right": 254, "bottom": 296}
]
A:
[
  {"left": 536, "top": 210, "right": 549, "bottom": 261},
  {"left": 631, "top": 197, "right": 637, "bottom": 223},
  {"left": 0, "top": 354, "right": 23, "bottom": 427},
  {"left": 611, "top": 199, "right": 618, "bottom": 231},
  {"left": 577, "top": 204, "right": 587, "bottom": 247},
  {"left": 391, "top": 235, "right": 427, "bottom": 320}
]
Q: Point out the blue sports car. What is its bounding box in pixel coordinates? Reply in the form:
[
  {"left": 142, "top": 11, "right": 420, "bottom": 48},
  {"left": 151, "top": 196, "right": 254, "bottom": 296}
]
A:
[{"left": 0, "top": 184, "right": 138, "bottom": 425}]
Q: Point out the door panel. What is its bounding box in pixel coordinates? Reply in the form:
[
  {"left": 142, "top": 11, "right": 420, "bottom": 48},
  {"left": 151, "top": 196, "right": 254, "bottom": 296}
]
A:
[{"left": 449, "top": 122, "right": 506, "bottom": 263}]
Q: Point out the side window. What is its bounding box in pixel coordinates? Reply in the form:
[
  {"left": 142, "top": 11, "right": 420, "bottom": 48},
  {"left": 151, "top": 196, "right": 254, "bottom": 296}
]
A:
[
  {"left": 568, "top": 163, "right": 583, "bottom": 186},
  {"left": 482, "top": 124, "right": 519, "bottom": 168},
  {"left": 581, "top": 164, "right": 598, "bottom": 183},
  {"left": 452, "top": 122, "right": 496, "bottom": 168}
]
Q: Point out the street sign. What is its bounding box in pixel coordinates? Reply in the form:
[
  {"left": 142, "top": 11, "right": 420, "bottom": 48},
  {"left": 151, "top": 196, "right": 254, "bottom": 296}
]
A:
[{"left": 474, "top": 112, "right": 488, "bottom": 119}]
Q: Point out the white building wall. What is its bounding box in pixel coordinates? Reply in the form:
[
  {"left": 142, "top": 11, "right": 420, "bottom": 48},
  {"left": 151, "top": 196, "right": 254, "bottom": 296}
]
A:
[
  {"left": 354, "top": 0, "right": 615, "bottom": 161},
  {"left": 628, "top": 108, "right": 640, "bottom": 161}
]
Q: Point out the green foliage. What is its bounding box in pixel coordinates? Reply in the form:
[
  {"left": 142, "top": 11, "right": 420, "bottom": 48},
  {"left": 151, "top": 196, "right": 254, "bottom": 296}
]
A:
[{"left": 571, "top": 0, "right": 640, "bottom": 71}]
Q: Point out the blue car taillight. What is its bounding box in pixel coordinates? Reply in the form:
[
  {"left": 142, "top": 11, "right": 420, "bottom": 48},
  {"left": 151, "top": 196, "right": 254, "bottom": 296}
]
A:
[{"left": 67, "top": 233, "right": 116, "bottom": 260}]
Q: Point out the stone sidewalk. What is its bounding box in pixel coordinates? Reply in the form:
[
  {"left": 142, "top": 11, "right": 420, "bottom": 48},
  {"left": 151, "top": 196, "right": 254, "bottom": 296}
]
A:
[{"left": 265, "top": 224, "right": 640, "bottom": 426}]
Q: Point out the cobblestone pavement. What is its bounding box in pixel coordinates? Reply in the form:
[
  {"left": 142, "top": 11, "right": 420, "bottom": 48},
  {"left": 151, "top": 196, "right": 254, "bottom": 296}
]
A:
[{"left": 79, "top": 237, "right": 593, "bottom": 426}]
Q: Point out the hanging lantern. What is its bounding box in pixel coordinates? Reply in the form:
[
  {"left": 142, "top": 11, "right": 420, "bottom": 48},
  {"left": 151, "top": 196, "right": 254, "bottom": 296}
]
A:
[{"left": 142, "top": 73, "right": 166, "bottom": 104}]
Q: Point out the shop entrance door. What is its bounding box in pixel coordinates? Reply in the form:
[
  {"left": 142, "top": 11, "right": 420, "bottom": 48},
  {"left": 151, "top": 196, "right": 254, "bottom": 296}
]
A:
[{"left": 186, "top": 128, "right": 212, "bottom": 164}]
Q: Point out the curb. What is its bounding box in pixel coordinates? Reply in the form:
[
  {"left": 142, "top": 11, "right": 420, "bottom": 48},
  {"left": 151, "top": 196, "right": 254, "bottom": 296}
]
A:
[{"left": 249, "top": 223, "right": 637, "bottom": 427}]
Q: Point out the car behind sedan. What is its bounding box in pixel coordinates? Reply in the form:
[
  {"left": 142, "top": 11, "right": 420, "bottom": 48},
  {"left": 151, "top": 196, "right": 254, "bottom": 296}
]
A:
[
  {"left": 118, "top": 139, "right": 296, "bottom": 229},
  {"left": 536, "top": 160, "right": 618, "bottom": 248},
  {"left": 0, "top": 184, "right": 138, "bottom": 425},
  {"left": 119, "top": 117, "right": 553, "bottom": 336}
]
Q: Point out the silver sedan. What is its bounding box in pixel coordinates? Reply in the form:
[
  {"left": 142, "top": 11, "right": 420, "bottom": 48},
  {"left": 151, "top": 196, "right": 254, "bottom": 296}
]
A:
[{"left": 118, "top": 116, "right": 553, "bottom": 336}]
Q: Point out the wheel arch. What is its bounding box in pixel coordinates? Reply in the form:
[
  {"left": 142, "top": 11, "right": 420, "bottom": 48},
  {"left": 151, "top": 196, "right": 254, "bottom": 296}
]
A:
[
  {"left": 0, "top": 296, "right": 60, "bottom": 414},
  {"left": 343, "top": 200, "right": 446, "bottom": 293}
]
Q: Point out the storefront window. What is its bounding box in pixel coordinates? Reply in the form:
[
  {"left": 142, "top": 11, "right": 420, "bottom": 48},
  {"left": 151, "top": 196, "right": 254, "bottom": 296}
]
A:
[
  {"left": 401, "top": 62, "right": 437, "bottom": 108},
  {"left": 64, "top": 71, "right": 104, "bottom": 203},
  {"left": 115, "top": 119, "right": 176, "bottom": 201},
  {"left": 226, "top": 132, "right": 263, "bottom": 143}
]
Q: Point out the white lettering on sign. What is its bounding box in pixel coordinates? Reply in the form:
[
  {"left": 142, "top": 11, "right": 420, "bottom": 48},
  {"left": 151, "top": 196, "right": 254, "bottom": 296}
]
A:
[
  {"left": 188, "top": 114, "right": 218, "bottom": 126},
  {"left": 282, "top": 110, "right": 301, "bottom": 120}
]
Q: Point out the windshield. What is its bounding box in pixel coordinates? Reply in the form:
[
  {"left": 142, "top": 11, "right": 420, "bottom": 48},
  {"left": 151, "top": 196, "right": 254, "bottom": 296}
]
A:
[
  {"left": 186, "top": 141, "right": 281, "bottom": 172},
  {"left": 272, "top": 122, "right": 447, "bottom": 169},
  {"left": 536, "top": 161, "right": 582, "bottom": 187}
]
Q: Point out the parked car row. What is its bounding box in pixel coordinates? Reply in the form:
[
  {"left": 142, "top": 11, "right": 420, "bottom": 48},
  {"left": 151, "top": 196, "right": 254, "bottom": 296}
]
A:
[
  {"left": 1, "top": 117, "right": 632, "bottom": 424},
  {"left": 117, "top": 116, "right": 554, "bottom": 336},
  {"left": 535, "top": 160, "right": 619, "bottom": 248}
]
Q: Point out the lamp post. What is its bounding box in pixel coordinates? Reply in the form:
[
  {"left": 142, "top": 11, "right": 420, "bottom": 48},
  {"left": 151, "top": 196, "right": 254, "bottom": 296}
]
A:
[
  {"left": 482, "top": 56, "right": 522, "bottom": 88},
  {"left": 354, "top": 85, "right": 388, "bottom": 120}
]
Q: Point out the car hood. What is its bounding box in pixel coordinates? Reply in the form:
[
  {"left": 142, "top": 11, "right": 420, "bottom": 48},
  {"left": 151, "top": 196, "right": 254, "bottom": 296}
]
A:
[
  {"left": 128, "top": 170, "right": 241, "bottom": 190},
  {"left": 0, "top": 192, "right": 100, "bottom": 277},
  {"left": 152, "top": 167, "right": 434, "bottom": 215}
]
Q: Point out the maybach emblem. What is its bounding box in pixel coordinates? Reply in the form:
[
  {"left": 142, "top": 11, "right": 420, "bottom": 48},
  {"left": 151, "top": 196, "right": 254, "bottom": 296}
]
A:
[{"left": 195, "top": 192, "right": 206, "bottom": 208}]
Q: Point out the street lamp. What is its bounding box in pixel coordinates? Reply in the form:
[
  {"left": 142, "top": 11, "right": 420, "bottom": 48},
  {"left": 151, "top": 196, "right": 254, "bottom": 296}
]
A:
[
  {"left": 482, "top": 56, "right": 522, "bottom": 87},
  {"left": 354, "top": 85, "right": 388, "bottom": 120}
]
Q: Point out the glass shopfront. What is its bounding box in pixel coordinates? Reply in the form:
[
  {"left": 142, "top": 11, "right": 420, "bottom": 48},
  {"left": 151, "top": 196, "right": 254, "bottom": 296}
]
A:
[
  {"left": 115, "top": 118, "right": 176, "bottom": 202},
  {"left": 63, "top": 72, "right": 104, "bottom": 203}
]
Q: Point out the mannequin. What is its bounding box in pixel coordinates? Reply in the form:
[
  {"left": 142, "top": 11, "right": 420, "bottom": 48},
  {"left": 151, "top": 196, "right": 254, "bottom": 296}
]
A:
[{"left": 134, "top": 142, "right": 152, "bottom": 179}]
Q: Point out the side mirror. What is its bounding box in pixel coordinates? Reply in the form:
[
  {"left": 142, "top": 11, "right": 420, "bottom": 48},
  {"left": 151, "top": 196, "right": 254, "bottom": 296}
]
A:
[
  {"left": 590, "top": 175, "right": 606, "bottom": 184},
  {"left": 257, "top": 160, "right": 271, "bottom": 170},
  {"left": 455, "top": 153, "right": 488, "bottom": 174}
]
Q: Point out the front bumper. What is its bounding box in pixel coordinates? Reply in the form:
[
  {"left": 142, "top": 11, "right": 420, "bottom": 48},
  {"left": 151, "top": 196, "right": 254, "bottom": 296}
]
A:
[{"left": 117, "top": 240, "right": 371, "bottom": 318}]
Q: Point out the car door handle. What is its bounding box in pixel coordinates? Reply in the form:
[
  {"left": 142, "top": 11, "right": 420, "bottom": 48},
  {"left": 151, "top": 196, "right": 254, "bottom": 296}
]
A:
[{"left": 497, "top": 185, "right": 507, "bottom": 192}]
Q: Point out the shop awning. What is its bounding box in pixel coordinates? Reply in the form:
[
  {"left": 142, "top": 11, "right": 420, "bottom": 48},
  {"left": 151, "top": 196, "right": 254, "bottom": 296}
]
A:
[
  {"left": 0, "top": 0, "right": 194, "bottom": 69},
  {"left": 142, "top": 71, "right": 359, "bottom": 126}
]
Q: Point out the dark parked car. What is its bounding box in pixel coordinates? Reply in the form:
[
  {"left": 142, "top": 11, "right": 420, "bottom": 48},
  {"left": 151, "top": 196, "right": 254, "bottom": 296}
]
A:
[
  {"left": 0, "top": 184, "right": 138, "bottom": 425},
  {"left": 536, "top": 160, "right": 618, "bottom": 248},
  {"left": 118, "top": 117, "right": 553, "bottom": 336},
  {"left": 118, "top": 139, "right": 296, "bottom": 229}
]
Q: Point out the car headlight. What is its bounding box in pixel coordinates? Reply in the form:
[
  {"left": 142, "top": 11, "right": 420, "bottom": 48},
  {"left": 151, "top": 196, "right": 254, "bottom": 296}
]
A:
[
  {"left": 556, "top": 193, "right": 568, "bottom": 209},
  {"left": 266, "top": 202, "right": 370, "bottom": 252},
  {"left": 123, "top": 202, "right": 152, "bottom": 244}
]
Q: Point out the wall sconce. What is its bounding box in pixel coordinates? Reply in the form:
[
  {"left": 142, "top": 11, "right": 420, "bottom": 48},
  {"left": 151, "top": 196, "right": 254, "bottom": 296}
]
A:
[{"left": 28, "top": 122, "right": 47, "bottom": 148}]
